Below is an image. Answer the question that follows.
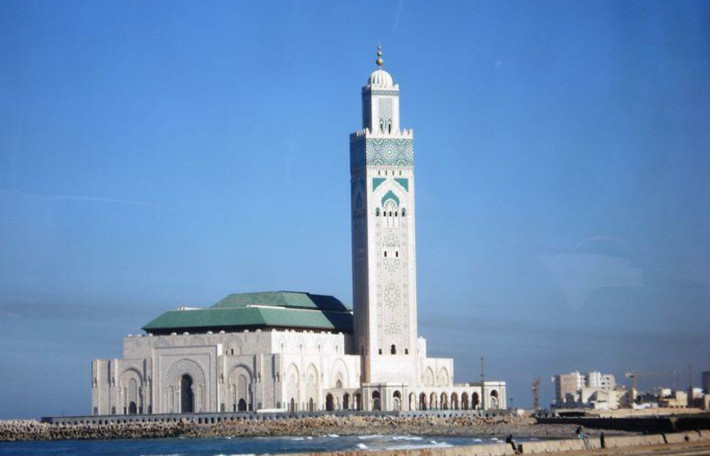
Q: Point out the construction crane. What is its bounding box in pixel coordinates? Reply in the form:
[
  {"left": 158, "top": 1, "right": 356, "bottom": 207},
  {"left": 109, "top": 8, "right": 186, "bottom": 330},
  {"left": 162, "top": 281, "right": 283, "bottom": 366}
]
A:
[
  {"left": 532, "top": 377, "right": 541, "bottom": 409},
  {"left": 625, "top": 370, "right": 669, "bottom": 392}
]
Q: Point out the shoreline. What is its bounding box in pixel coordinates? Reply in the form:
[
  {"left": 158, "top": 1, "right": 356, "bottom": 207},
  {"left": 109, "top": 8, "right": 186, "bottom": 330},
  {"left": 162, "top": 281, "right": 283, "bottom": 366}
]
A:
[{"left": 0, "top": 415, "right": 624, "bottom": 442}]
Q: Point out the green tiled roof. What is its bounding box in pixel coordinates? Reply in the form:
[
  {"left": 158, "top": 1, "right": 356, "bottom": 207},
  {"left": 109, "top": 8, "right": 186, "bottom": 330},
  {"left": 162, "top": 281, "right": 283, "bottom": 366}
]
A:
[
  {"left": 142, "top": 291, "right": 353, "bottom": 335},
  {"left": 212, "top": 291, "right": 349, "bottom": 312}
]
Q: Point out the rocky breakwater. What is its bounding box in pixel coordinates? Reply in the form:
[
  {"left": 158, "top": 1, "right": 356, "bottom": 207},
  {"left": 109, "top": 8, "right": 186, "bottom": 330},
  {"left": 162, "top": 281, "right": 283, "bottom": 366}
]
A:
[
  {"left": 0, "top": 414, "right": 620, "bottom": 442},
  {"left": 0, "top": 418, "right": 189, "bottom": 442}
]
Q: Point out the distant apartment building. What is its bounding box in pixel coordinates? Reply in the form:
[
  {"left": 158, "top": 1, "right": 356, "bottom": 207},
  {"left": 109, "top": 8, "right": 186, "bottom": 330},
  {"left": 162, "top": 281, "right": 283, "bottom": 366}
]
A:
[
  {"left": 551, "top": 371, "right": 622, "bottom": 409},
  {"left": 658, "top": 390, "right": 688, "bottom": 408}
]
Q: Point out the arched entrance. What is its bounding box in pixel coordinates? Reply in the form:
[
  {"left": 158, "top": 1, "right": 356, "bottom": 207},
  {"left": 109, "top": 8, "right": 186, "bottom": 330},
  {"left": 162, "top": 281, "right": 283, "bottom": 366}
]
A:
[
  {"left": 451, "top": 392, "right": 459, "bottom": 410},
  {"left": 440, "top": 392, "right": 448, "bottom": 410},
  {"left": 472, "top": 392, "right": 480, "bottom": 410},
  {"left": 409, "top": 393, "right": 416, "bottom": 411},
  {"left": 128, "top": 401, "right": 137, "bottom": 415},
  {"left": 419, "top": 393, "right": 427, "bottom": 410},
  {"left": 308, "top": 397, "right": 315, "bottom": 412},
  {"left": 326, "top": 394, "right": 335, "bottom": 411},
  {"left": 372, "top": 391, "right": 381, "bottom": 411},
  {"left": 355, "top": 393, "right": 362, "bottom": 410},
  {"left": 290, "top": 397, "right": 296, "bottom": 412},
  {"left": 490, "top": 390, "right": 499, "bottom": 409},
  {"left": 180, "top": 375, "right": 194, "bottom": 413},
  {"left": 393, "top": 391, "right": 402, "bottom": 411},
  {"left": 461, "top": 392, "right": 469, "bottom": 410},
  {"left": 429, "top": 392, "right": 437, "bottom": 410},
  {"left": 343, "top": 393, "right": 350, "bottom": 410},
  {"left": 238, "top": 399, "right": 247, "bottom": 411}
]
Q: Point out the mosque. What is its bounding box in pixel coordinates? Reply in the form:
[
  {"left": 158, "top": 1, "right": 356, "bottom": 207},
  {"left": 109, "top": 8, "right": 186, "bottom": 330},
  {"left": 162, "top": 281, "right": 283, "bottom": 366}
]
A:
[{"left": 91, "top": 48, "right": 507, "bottom": 416}]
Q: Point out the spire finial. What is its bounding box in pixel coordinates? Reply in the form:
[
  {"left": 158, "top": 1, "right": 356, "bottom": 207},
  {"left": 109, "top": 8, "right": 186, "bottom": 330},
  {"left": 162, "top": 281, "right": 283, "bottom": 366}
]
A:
[{"left": 376, "top": 43, "right": 384, "bottom": 68}]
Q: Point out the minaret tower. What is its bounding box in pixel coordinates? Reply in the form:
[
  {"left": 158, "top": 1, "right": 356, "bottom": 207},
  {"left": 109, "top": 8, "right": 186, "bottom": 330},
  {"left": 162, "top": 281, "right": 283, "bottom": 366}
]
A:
[{"left": 350, "top": 46, "right": 418, "bottom": 385}]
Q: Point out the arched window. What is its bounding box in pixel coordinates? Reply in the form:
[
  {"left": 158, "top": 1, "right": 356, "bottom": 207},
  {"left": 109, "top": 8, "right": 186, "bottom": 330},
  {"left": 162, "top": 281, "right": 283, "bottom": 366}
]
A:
[
  {"left": 384, "top": 251, "right": 387, "bottom": 258},
  {"left": 395, "top": 251, "right": 399, "bottom": 257},
  {"left": 402, "top": 208, "right": 406, "bottom": 216},
  {"left": 405, "top": 349, "right": 409, "bottom": 354},
  {"left": 378, "top": 349, "right": 382, "bottom": 354},
  {"left": 390, "top": 344, "right": 396, "bottom": 354},
  {"left": 375, "top": 208, "right": 380, "bottom": 216}
]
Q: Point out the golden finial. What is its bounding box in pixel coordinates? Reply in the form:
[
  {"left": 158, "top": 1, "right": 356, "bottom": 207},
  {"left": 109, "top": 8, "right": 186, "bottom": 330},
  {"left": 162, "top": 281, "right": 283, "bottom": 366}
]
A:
[{"left": 376, "top": 44, "right": 384, "bottom": 68}]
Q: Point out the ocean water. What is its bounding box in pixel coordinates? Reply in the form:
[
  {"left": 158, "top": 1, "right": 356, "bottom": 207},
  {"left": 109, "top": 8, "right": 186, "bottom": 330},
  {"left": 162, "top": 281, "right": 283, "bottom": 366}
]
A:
[{"left": 0, "top": 434, "right": 513, "bottom": 456}]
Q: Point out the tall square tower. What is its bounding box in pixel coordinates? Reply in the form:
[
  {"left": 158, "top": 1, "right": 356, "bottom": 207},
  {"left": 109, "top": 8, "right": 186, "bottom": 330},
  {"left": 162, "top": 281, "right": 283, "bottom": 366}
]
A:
[{"left": 350, "top": 48, "right": 418, "bottom": 385}]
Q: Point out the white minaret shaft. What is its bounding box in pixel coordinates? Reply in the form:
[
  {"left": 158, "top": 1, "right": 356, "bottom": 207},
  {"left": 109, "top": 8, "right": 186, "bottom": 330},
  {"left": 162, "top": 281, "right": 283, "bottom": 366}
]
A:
[{"left": 350, "top": 47, "right": 418, "bottom": 385}]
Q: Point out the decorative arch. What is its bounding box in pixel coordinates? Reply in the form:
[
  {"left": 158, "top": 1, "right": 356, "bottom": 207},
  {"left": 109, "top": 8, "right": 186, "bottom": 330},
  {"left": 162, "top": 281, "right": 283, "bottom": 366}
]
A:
[
  {"left": 393, "top": 390, "right": 402, "bottom": 411},
  {"left": 119, "top": 368, "right": 143, "bottom": 415},
  {"left": 372, "top": 391, "right": 381, "bottom": 411},
  {"left": 424, "top": 367, "right": 435, "bottom": 386},
  {"left": 490, "top": 390, "right": 499, "bottom": 409},
  {"left": 451, "top": 392, "right": 459, "bottom": 410},
  {"left": 461, "top": 392, "right": 470, "bottom": 410},
  {"left": 381, "top": 190, "right": 400, "bottom": 207},
  {"left": 438, "top": 367, "right": 450, "bottom": 386},
  {"left": 227, "top": 364, "right": 253, "bottom": 412},
  {"left": 472, "top": 391, "right": 480, "bottom": 410},
  {"left": 286, "top": 364, "right": 300, "bottom": 411},
  {"left": 163, "top": 359, "right": 207, "bottom": 413},
  {"left": 305, "top": 364, "right": 319, "bottom": 411},
  {"left": 325, "top": 393, "right": 335, "bottom": 411},
  {"left": 440, "top": 392, "right": 449, "bottom": 410},
  {"left": 330, "top": 359, "right": 349, "bottom": 389}
]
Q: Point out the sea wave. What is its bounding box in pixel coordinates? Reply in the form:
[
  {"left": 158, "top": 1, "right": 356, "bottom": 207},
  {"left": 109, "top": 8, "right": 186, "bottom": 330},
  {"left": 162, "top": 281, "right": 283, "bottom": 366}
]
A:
[
  {"left": 356, "top": 443, "right": 369, "bottom": 449},
  {"left": 140, "top": 454, "right": 184, "bottom": 456},
  {"left": 358, "top": 434, "right": 384, "bottom": 440},
  {"left": 391, "top": 436, "right": 423, "bottom": 441},
  {"left": 213, "top": 454, "right": 256, "bottom": 456},
  {"left": 384, "top": 442, "right": 454, "bottom": 451}
]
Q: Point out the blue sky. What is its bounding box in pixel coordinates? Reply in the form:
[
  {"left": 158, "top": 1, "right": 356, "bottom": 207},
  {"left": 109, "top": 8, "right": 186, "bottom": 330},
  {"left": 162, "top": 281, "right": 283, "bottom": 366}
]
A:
[{"left": 1, "top": 0, "right": 709, "bottom": 418}]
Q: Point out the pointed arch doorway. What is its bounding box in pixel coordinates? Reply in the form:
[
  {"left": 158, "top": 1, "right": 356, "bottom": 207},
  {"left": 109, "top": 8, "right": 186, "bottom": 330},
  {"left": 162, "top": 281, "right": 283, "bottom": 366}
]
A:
[{"left": 180, "top": 374, "right": 194, "bottom": 413}]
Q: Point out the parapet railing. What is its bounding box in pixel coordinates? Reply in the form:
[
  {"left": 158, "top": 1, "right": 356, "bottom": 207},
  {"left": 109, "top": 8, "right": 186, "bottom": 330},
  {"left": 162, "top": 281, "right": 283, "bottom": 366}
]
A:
[{"left": 41, "top": 408, "right": 512, "bottom": 426}]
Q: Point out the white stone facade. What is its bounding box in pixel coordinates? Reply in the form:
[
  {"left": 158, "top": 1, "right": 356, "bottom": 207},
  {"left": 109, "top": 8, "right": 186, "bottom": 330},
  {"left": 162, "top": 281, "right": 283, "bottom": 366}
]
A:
[
  {"left": 93, "top": 330, "right": 359, "bottom": 415},
  {"left": 92, "top": 50, "right": 507, "bottom": 416}
]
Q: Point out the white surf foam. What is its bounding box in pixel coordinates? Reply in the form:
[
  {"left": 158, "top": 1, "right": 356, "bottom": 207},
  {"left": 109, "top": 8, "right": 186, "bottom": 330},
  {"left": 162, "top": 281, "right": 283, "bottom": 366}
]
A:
[
  {"left": 384, "top": 442, "right": 454, "bottom": 451},
  {"left": 358, "top": 434, "right": 383, "bottom": 440}
]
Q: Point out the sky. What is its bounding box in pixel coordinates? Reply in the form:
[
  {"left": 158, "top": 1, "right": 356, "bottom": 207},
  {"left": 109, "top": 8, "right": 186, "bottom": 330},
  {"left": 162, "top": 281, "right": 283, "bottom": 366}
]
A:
[{"left": 0, "top": 0, "right": 709, "bottom": 419}]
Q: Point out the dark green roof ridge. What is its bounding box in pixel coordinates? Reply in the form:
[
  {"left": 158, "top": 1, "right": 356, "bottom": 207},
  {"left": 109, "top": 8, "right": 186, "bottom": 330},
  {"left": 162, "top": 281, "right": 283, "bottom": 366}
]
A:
[
  {"left": 142, "top": 291, "right": 353, "bottom": 334},
  {"left": 211, "top": 291, "right": 351, "bottom": 312}
]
